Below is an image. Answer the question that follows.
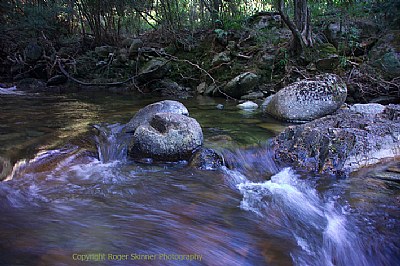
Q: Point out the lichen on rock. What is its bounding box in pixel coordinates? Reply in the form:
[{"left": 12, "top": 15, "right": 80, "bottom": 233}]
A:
[
  {"left": 272, "top": 104, "right": 400, "bottom": 176},
  {"left": 262, "top": 73, "right": 347, "bottom": 122}
]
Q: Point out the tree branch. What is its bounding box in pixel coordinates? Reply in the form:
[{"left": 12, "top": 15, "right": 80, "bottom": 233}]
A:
[{"left": 57, "top": 57, "right": 135, "bottom": 86}]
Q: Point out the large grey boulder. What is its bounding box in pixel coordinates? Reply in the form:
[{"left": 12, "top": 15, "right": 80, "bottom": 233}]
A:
[
  {"left": 222, "top": 72, "right": 259, "bottom": 98},
  {"left": 124, "top": 100, "right": 188, "bottom": 133},
  {"left": 211, "top": 52, "right": 231, "bottom": 66},
  {"left": 128, "top": 38, "right": 143, "bottom": 57},
  {"left": 369, "top": 31, "right": 400, "bottom": 80},
  {"left": 94, "top": 46, "right": 115, "bottom": 58},
  {"left": 262, "top": 73, "right": 347, "bottom": 122},
  {"left": 137, "top": 58, "right": 171, "bottom": 82},
  {"left": 272, "top": 104, "right": 400, "bottom": 176},
  {"left": 129, "top": 112, "right": 203, "bottom": 161}
]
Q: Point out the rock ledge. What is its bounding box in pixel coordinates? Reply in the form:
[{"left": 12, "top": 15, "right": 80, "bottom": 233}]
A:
[{"left": 272, "top": 104, "right": 400, "bottom": 176}]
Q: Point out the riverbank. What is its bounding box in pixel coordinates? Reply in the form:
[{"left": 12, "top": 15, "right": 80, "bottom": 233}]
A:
[{"left": 1, "top": 12, "right": 399, "bottom": 106}]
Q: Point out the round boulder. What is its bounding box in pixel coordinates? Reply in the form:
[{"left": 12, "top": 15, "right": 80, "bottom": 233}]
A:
[
  {"left": 124, "top": 100, "right": 189, "bottom": 133},
  {"left": 262, "top": 73, "right": 347, "bottom": 122},
  {"left": 129, "top": 112, "right": 203, "bottom": 161},
  {"left": 137, "top": 58, "right": 171, "bottom": 82},
  {"left": 223, "top": 72, "right": 259, "bottom": 98}
]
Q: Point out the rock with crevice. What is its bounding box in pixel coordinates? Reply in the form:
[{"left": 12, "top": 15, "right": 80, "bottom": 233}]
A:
[
  {"left": 126, "top": 100, "right": 204, "bottom": 162},
  {"left": 272, "top": 104, "right": 400, "bottom": 176},
  {"left": 124, "top": 100, "right": 188, "bottom": 133},
  {"left": 129, "top": 112, "right": 203, "bottom": 161}
]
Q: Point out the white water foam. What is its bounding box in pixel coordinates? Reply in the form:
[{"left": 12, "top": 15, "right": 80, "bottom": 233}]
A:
[
  {"left": 0, "top": 85, "right": 25, "bottom": 95},
  {"left": 224, "top": 167, "right": 369, "bottom": 266}
]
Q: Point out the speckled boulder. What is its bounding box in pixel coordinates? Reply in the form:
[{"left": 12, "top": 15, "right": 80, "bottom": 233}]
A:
[
  {"left": 129, "top": 113, "right": 203, "bottom": 161},
  {"left": 262, "top": 74, "right": 347, "bottom": 122}
]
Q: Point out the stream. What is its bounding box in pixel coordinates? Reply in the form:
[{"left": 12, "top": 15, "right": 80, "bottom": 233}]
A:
[{"left": 0, "top": 88, "right": 399, "bottom": 265}]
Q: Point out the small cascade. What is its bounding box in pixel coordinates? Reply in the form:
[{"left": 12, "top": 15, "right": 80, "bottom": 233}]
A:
[
  {"left": 222, "top": 157, "right": 370, "bottom": 265},
  {"left": 93, "top": 123, "right": 129, "bottom": 163},
  {"left": 222, "top": 143, "right": 279, "bottom": 183}
]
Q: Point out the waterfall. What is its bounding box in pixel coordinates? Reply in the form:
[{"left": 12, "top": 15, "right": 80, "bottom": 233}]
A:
[{"left": 93, "top": 123, "right": 129, "bottom": 163}]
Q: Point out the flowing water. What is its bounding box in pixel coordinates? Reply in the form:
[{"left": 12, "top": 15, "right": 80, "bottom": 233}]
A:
[{"left": 0, "top": 88, "right": 399, "bottom": 265}]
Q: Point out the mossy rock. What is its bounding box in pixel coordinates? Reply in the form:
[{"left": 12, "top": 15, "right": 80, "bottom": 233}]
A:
[
  {"left": 316, "top": 43, "right": 337, "bottom": 56},
  {"left": 369, "top": 30, "right": 400, "bottom": 80}
]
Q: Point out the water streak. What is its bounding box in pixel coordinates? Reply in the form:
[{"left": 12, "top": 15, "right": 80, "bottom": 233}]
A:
[
  {"left": 93, "top": 123, "right": 129, "bottom": 163},
  {"left": 0, "top": 85, "right": 25, "bottom": 95},
  {"left": 224, "top": 165, "right": 370, "bottom": 265}
]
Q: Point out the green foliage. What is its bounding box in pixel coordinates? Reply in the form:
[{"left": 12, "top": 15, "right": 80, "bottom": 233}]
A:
[
  {"left": 0, "top": 0, "right": 396, "bottom": 51},
  {"left": 213, "top": 29, "right": 228, "bottom": 39},
  {"left": 277, "top": 48, "right": 289, "bottom": 68},
  {"left": 339, "top": 55, "right": 348, "bottom": 68},
  {"left": 1, "top": 1, "right": 69, "bottom": 37}
]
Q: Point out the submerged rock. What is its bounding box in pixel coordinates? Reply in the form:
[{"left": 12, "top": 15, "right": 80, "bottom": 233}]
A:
[
  {"left": 272, "top": 104, "right": 400, "bottom": 176},
  {"left": 126, "top": 100, "right": 203, "bottom": 162},
  {"left": 189, "top": 148, "right": 224, "bottom": 170},
  {"left": 262, "top": 73, "right": 347, "bottom": 122}
]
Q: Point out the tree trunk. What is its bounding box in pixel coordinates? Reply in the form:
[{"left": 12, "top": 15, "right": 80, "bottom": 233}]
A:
[
  {"left": 277, "top": 0, "right": 313, "bottom": 55},
  {"left": 294, "top": 0, "right": 313, "bottom": 47}
]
